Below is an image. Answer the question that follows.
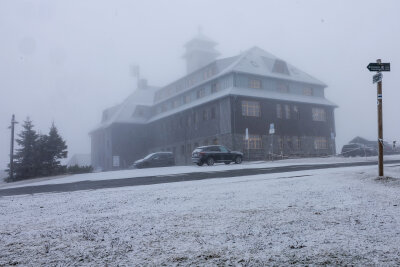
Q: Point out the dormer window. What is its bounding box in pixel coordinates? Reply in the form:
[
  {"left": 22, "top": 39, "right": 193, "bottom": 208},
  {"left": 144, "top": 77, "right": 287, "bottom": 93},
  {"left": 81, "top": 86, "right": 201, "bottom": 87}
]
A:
[{"left": 272, "top": 59, "right": 290, "bottom": 75}]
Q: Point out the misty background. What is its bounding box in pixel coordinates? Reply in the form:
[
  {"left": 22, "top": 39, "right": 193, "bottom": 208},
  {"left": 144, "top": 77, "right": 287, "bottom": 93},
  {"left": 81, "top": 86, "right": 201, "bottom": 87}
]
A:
[{"left": 1, "top": 0, "right": 399, "bottom": 169}]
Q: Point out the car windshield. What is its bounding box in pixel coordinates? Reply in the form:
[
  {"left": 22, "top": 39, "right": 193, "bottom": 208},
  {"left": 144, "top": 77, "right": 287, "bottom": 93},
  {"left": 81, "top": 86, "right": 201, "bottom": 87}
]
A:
[{"left": 144, "top": 153, "right": 156, "bottom": 160}]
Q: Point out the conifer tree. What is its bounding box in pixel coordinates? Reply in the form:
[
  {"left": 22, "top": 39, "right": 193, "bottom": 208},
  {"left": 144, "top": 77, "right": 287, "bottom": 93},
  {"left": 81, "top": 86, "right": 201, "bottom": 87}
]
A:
[
  {"left": 44, "top": 123, "right": 68, "bottom": 175},
  {"left": 13, "top": 118, "right": 38, "bottom": 180}
]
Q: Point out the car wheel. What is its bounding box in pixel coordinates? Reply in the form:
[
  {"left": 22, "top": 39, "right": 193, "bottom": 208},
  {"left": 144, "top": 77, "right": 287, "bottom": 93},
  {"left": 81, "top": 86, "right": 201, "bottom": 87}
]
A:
[
  {"left": 224, "top": 161, "right": 231, "bottom": 165},
  {"left": 197, "top": 162, "right": 204, "bottom": 166},
  {"left": 206, "top": 157, "right": 215, "bottom": 166},
  {"left": 234, "top": 156, "right": 242, "bottom": 164}
]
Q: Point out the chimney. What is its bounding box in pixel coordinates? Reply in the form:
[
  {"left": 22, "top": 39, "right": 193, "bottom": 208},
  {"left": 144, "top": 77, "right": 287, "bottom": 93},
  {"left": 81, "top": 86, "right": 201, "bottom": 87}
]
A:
[{"left": 138, "top": 78, "right": 148, "bottom": 89}]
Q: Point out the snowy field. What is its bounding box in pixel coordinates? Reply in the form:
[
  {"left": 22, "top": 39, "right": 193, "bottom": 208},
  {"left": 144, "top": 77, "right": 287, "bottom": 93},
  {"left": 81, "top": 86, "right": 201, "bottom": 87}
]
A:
[
  {"left": 1, "top": 164, "right": 400, "bottom": 266},
  {"left": 2, "top": 154, "right": 400, "bottom": 189}
]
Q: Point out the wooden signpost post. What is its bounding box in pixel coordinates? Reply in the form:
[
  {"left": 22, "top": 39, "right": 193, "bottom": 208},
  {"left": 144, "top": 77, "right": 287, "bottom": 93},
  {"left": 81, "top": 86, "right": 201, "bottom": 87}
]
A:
[{"left": 367, "top": 60, "right": 390, "bottom": 177}]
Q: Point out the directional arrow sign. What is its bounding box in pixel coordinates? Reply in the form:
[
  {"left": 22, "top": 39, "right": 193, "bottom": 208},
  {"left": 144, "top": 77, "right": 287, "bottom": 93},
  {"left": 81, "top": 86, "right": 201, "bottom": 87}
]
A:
[
  {"left": 367, "top": 63, "right": 390, "bottom": 72},
  {"left": 373, "top": 72, "right": 382, "bottom": 83}
]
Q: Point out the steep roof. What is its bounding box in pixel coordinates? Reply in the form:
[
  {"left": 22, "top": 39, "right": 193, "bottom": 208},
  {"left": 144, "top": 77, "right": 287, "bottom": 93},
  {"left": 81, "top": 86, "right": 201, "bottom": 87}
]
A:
[
  {"left": 158, "top": 46, "right": 327, "bottom": 104},
  {"left": 91, "top": 85, "right": 159, "bottom": 132},
  {"left": 223, "top": 47, "right": 327, "bottom": 87}
]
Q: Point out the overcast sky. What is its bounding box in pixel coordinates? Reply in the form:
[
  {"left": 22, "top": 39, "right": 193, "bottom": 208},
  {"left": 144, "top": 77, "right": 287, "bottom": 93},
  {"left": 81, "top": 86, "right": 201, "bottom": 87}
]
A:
[{"left": 0, "top": 0, "right": 399, "bottom": 169}]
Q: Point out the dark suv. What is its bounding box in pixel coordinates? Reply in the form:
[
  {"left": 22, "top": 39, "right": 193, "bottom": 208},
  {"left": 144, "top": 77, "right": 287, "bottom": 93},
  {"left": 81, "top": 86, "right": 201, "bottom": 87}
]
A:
[
  {"left": 130, "top": 152, "right": 175, "bottom": 169},
  {"left": 191, "top": 145, "right": 243, "bottom": 166}
]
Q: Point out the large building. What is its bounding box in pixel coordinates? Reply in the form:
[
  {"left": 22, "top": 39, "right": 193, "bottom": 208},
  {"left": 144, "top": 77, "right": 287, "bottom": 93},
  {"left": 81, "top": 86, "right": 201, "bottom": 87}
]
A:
[{"left": 91, "top": 33, "right": 337, "bottom": 170}]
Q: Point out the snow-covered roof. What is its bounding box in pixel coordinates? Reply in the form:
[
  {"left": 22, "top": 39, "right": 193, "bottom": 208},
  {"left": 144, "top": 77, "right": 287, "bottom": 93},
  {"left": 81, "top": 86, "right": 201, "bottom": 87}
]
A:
[
  {"left": 223, "top": 46, "right": 327, "bottom": 87},
  {"left": 91, "top": 85, "right": 159, "bottom": 132},
  {"left": 156, "top": 46, "right": 327, "bottom": 105}
]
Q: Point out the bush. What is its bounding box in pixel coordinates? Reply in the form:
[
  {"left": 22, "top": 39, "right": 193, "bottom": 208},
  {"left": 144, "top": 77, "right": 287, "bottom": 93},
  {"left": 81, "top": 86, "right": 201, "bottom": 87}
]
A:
[{"left": 67, "top": 165, "right": 93, "bottom": 174}]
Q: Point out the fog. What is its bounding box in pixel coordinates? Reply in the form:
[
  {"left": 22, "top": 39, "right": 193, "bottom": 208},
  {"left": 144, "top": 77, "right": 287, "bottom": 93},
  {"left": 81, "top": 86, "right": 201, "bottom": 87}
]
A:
[{"left": 1, "top": 0, "right": 399, "bottom": 169}]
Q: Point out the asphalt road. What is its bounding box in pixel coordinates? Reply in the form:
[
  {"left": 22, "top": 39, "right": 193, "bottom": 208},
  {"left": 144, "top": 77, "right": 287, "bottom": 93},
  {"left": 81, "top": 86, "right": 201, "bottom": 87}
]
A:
[{"left": 1, "top": 160, "right": 400, "bottom": 197}]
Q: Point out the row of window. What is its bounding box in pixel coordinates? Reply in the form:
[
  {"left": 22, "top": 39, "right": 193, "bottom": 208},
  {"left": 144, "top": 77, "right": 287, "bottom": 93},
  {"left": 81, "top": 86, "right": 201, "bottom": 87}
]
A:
[
  {"left": 241, "top": 101, "right": 326, "bottom": 122},
  {"left": 157, "top": 135, "right": 329, "bottom": 156},
  {"left": 243, "top": 135, "right": 329, "bottom": 150},
  {"left": 247, "top": 78, "right": 314, "bottom": 96},
  {"left": 159, "top": 106, "right": 217, "bottom": 132}
]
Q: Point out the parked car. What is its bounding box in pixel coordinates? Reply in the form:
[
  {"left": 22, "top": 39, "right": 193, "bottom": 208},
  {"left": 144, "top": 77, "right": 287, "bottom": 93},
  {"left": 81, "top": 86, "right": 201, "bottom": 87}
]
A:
[
  {"left": 341, "top": 143, "right": 378, "bottom": 157},
  {"left": 130, "top": 152, "right": 175, "bottom": 169},
  {"left": 191, "top": 145, "right": 243, "bottom": 166}
]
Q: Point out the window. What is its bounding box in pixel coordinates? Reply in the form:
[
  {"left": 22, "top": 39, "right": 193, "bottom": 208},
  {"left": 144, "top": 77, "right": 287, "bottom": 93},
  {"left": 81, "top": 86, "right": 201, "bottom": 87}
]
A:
[
  {"left": 197, "top": 88, "right": 205, "bottom": 99},
  {"left": 161, "top": 104, "right": 167, "bottom": 112},
  {"left": 303, "top": 88, "right": 313, "bottom": 96},
  {"left": 276, "top": 104, "right": 282, "bottom": 119},
  {"left": 203, "top": 67, "right": 214, "bottom": 80},
  {"left": 278, "top": 136, "right": 284, "bottom": 151},
  {"left": 202, "top": 109, "right": 208, "bottom": 121},
  {"left": 312, "top": 107, "right": 326, "bottom": 121},
  {"left": 284, "top": 104, "right": 290, "bottom": 119},
  {"left": 286, "top": 136, "right": 293, "bottom": 150},
  {"left": 173, "top": 99, "right": 179, "bottom": 108},
  {"left": 184, "top": 94, "right": 191, "bottom": 104},
  {"left": 293, "top": 105, "right": 300, "bottom": 120},
  {"left": 242, "top": 100, "right": 260, "bottom": 117},
  {"left": 244, "top": 135, "right": 262, "bottom": 149},
  {"left": 192, "top": 112, "right": 197, "bottom": 124},
  {"left": 249, "top": 79, "right": 262, "bottom": 89},
  {"left": 181, "top": 145, "right": 185, "bottom": 155},
  {"left": 211, "top": 107, "right": 216, "bottom": 119},
  {"left": 314, "top": 137, "right": 328, "bottom": 150},
  {"left": 277, "top": 82, "right": 289, "bottom": 93},
  {"left": 211, "top": 82, "right": 220, "bottom": 93},
  {"left": 133, "top": 107, "right": 144, "bottom": 117},
  {"left": 292, "top": 136, "right": 299, "bottom": 150},
  {"left": 272, "top": 59, "right": 290, "bottom": 75},
  {"left": 220, "top": 146, "right": 228, "bottom": 152}
]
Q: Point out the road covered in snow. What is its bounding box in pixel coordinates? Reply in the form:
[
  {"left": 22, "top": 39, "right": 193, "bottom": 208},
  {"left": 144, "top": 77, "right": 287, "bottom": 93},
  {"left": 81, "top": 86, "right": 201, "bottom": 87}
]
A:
[{"left": 1, "top": 163, "right": 400, "bottom": 265}]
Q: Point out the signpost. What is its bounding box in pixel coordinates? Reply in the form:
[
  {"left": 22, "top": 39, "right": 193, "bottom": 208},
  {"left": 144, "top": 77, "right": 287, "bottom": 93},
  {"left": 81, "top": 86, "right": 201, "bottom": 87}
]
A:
[
  {"left": 367, "top": 63, "right": 390, "bottom": 72},
  {"left": 367, "top": 60, "right": 390, "bottom": 177},
  {"left": 245, "top": 128, "right": 249, "bottom": 161},
  {"left": 373, "top": 73, "right": 382, "bottom": 84},
  {"left": 269, "top": 123, "right": 275, "bottom": 161}
]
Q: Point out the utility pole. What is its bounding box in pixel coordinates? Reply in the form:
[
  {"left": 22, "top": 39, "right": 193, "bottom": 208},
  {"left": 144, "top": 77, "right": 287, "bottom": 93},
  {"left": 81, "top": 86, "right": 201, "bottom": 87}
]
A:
[
  {"left": 367, "top": 59, "right": 390, "bottom": 177},
  {"left": 8, "top": 114, "right": 18, "bottom": 181}
]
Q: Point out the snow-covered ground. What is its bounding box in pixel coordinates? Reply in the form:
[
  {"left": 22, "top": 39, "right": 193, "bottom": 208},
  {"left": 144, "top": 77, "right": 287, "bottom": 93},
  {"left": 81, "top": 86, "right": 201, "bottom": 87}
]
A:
[
  {"left": 1, "top": 164, "right": 400, "bottom": 265},
  {"left": 2, "top": 154, "right": 400, "bottom": 189}
]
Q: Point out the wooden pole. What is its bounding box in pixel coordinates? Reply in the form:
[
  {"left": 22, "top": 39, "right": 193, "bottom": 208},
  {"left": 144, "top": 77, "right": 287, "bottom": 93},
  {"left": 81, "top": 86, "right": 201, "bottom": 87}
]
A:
[
  {"left": 376, "top": 59, "right": 384, "bottom": 177},
  {"left": 9, "top": 114, "right": 17, "bottom": 181}
]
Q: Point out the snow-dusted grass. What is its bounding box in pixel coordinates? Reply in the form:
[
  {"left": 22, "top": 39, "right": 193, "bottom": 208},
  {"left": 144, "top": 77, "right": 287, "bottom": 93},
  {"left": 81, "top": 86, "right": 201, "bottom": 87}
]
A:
[
  {"left": 1, "top": 164, "right": 400, "bottom": 265},
  {"left": 2, "top": 154, "right": 400, "bottom": 189}
]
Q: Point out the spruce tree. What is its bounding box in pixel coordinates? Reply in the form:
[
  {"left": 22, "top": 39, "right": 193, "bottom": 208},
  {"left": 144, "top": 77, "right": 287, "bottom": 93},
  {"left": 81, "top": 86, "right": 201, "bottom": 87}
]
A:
[
  {"left": 45, "top": 123, "right": 68, "bottom": 175},
  {"left": 13, "top": 118, "right": 38, "bottom": 180}
]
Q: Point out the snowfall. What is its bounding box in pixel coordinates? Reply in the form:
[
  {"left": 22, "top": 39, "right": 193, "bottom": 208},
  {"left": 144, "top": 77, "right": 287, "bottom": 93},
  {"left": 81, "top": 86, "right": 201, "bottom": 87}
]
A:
[{"left": 1, "top": 156, "right": 400, "bottom": 266}]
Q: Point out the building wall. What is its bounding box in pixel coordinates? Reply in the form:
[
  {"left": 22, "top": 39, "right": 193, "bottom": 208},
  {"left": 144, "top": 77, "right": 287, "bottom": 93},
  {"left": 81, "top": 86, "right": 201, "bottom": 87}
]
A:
[
  {"left": 231, "top": 95, "right": 336, "bottom": 159},
  {"left": 147, "top": 97, "right": 232, "bottom": 165}
]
